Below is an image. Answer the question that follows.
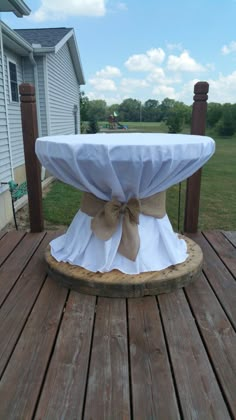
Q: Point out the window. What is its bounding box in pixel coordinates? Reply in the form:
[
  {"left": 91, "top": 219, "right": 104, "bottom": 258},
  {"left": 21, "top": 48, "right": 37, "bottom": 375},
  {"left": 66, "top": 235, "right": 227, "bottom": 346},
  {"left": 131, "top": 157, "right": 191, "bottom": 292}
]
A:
[{"left": 8, "top": 61, "right": 19, "bottom": 102}]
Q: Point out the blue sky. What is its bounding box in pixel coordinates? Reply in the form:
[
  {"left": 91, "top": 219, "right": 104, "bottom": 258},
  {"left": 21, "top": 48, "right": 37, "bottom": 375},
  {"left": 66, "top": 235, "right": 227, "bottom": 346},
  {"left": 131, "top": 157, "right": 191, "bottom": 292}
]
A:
[{"left": 2, "top": 0, "right": 236, "bottom": 104}]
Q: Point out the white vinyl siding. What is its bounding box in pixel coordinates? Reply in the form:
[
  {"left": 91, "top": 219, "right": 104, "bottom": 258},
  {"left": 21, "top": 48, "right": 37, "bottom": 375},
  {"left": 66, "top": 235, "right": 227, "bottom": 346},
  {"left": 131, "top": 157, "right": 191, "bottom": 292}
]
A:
[
  {"left": 22, "top": 56, "right": 48, "bottom": 137},
  {"left": 4, "top": 48, "right": 24, "bottom": 168},
  {"left": 47, "top": 43, "right": 80, "bottom": 135},
  {"left": 0, "top": 54, "right": 12, "bottom": 182},
  {"left": 22, "top": 57, "right": 34, "bottom": 84}
]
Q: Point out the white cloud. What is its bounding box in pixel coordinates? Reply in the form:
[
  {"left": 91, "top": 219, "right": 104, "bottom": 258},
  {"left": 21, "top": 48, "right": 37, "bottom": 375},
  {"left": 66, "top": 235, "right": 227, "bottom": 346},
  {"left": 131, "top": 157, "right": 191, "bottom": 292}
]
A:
[
  {"left": 95, "top": 65, "right": 121, "bottom": 78},
  {"left": 87, "top": 91, "right": 128, "bottom": 104},
  {"left": 125, "top": 48, "right": 165, "bottom": 72},
  {"left": 176, "top": 72, "right": 236, "bottom": 104},
  {"left": 221, "top": 41, "right": 236, "bottom": 55},
  {"left": 175, "top": 79, "right": 199, "bottom": 103},
  {"left": 89, "top": 77, "right": 117, "bottom": 91},
  {"left": 166, "top": 42, "right": 183, "bottom": 51},
  {"left": 147, "top": 68, "right": 182, "bottom": 85},
  {"left": 146, "top": 48, "right": 165, "bottom": 64},
  {"left": 120, "top": 78, "right": 149, "bottom": 92},
  {"left": 208, "top": 71, "right": 236, "bottom": 102},
  {"left": 30, "top": 0, "right": 106, "bottom": 21},
  {"left": 167, "top": 51, "right": 206, "bottom": 72},
  {"left": 152, "top": 85, "right": 176, "bottom": 99},
  {"left": 147, "top": 67, "right": 166, "bottom": 81}
]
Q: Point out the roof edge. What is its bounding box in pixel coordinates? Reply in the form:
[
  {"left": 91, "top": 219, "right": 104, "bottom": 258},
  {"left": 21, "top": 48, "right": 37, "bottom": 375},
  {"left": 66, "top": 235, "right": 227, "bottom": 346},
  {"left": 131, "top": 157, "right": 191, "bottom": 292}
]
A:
[
  {"left": 66, "top": 30, "right": 85, "bottom": 85},
  {"left": 1, "top": 21, "right": 33, "bottom": 52},
  {"left": 9, "top": 0, "right": 31, "bottom": 17}
]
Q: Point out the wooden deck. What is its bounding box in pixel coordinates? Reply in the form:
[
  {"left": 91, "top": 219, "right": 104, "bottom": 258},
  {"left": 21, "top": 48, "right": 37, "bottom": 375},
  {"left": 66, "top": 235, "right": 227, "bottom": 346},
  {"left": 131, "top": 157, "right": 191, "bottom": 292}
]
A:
[{"left": 0, "top": 230, "right": 235, "bottom": 419}]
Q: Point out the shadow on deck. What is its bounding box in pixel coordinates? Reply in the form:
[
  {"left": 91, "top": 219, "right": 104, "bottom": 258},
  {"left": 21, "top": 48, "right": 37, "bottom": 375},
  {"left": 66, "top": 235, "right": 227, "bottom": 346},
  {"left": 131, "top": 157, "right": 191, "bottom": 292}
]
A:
[{"left": 0, "top": 230, "right": 235, "bottom": 419}]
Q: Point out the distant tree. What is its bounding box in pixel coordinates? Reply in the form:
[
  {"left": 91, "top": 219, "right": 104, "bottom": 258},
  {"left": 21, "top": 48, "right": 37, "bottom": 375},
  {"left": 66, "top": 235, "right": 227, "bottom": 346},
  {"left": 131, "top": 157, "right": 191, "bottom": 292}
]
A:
[
  {"left": 164, "top": 100, "right": 190, "bottom": 133},
  {"left": 87, "top": 99, "right": 107, "bottom": 121},
  {"left": 166, "top": 109, "right": 184, "bottom": 133},
  {"left": 207, "top": 103, "right": 222, "bottom": 128},
  {"left": 87, "top": 118, "right": 99, "bottom": 134},
  {"left": 119, "top": 98, "right": 140, "bottom": 121},
  {"left": 216, "top": 104, "right": 235, "bottom": 136},
  {"left": 160, "top": 98, "right": 176, "bottom": 121},
  {"left": 143, "top": 99, "right": 161, "bottom": 121},
  {"left": 79, "top": 91, "right": 89, "bottom": 122}
]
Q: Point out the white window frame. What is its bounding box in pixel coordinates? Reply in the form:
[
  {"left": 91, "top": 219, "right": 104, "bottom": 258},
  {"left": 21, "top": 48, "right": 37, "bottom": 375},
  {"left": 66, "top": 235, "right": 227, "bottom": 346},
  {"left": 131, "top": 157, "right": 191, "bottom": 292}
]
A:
[{"left": 7, "top": 58, "right": 19, "bottom": 103}]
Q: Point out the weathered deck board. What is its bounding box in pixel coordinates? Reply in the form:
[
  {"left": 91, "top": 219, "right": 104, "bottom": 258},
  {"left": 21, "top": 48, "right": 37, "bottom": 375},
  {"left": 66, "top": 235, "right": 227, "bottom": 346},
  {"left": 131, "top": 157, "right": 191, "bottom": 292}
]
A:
[
  {"left": 0, "top": 230, "right": 235, "bottom": 419},
  {"left": 0, "top": 278, "right": 67, "bottom": 419},
  {"left": 84, "top": 297, "right": 131, "bottom": 420},
  {"left": 223, "top": 231, "right": 236, "bottom": 247},
  {"left": 0, "top": 230, "right": 7, "bottom": 241},
  {"left": 128, "top": 296, "right": 180, "bottom": 419},
  {"left": 187, "top": 232, "right": 236, "bottom": 329},
  {"left": 158, "top": 289, "right": 230, "bottom": 419},
  {"left": 35, "top": 292, "right": 96, "bottom": 419},
  {"left": 204, "top": 231, "right": 236, "bottom": 277},
  {"left": 0, "top": 232, "right": 45, "bottom": 307},
  {"left": 0, "top": 230, "right": 25, "bottom": 267},
  {"left": 0, "top": 232, "right": 58, "bottom": 377},
  {"left": 185, "top": 274, "right": 236, "bottom": 417}
]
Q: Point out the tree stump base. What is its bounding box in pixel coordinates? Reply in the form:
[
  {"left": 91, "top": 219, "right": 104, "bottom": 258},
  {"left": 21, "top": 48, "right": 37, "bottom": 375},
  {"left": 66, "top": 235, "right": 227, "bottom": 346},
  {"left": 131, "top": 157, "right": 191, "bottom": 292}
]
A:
[{"left": 45, "top": 236, "right": 203, "bottom": 298}]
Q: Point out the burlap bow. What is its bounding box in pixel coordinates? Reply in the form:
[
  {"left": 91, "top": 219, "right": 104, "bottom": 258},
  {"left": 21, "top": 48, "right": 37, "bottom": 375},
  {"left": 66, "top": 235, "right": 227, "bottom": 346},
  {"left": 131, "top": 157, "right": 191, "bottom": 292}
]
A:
[{"left": 81, "top": 191, "right": 166, "bottom": 261}]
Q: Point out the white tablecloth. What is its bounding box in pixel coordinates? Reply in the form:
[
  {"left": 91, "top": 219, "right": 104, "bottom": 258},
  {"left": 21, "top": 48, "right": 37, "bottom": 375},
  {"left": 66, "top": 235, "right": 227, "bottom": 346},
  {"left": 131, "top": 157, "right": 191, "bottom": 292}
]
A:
[{"left": 36, "top": 133, "right": 215, "bottom": 274}]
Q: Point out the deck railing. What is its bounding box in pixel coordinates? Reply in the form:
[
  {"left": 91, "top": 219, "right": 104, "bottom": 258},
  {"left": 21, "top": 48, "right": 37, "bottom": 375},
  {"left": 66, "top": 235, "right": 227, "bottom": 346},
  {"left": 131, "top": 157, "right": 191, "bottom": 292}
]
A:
[{"left": 19, "top": 81, "right": 209, "bottom": 234}]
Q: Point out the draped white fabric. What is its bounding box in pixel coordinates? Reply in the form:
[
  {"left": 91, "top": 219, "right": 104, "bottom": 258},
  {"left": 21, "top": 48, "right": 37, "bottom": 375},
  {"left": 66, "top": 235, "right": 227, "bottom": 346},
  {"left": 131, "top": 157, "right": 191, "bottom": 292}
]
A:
[{"left": 36, "top": 133, "right": 215, "bottom": 274}]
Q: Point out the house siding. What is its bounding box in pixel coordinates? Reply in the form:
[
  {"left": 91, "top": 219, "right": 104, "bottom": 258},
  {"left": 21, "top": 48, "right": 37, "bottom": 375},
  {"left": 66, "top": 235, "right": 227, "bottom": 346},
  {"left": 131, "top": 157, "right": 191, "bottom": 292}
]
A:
[
  {"left": 0, "top": 52, "right": 12, "bottom": 183},
  {"left": 23, "top": 56, "right": 48, "bottom": 137},
  {"left": 4, "top": 48, "right": 24, "bottom": 169},
  {"left": 47, "top": 43, "right": 80, "bottom": 135}
]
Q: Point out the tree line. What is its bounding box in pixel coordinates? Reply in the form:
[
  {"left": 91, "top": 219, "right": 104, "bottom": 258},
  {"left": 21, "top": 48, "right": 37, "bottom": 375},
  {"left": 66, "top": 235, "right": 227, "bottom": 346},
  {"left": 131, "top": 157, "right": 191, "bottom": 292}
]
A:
[{"left": 80, "top": 92, "right": 236, "bottom": 136}]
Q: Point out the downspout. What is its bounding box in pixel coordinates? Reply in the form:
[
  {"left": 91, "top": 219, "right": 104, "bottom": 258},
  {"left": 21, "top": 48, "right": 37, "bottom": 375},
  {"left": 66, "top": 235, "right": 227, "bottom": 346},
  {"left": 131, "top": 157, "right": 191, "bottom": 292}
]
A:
[
  {"left": 73, "top": 104, "right": 78, "bottom": 134},
  {"left": 0, "top": 20, "right": 14, "bottom": 180},
  {"left": 28, "top": 52, "right": 41, "bottom": 137}
]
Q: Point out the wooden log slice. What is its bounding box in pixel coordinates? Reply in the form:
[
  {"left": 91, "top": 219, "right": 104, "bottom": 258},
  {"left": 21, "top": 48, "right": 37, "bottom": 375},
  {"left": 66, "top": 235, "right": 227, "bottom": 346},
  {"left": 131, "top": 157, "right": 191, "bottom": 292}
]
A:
[{"left": 45, "top": 236, "right": 203, "bottom": 298}]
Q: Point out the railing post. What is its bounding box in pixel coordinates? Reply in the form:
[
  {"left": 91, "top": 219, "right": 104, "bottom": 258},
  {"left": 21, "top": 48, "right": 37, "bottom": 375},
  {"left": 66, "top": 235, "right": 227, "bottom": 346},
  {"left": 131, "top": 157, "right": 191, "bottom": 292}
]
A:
[
  {"left": 184, "top": 81, "right": 209, "bottom": 233},
  {"left": 19, "top": 83, "right": 44, "bottom": 232}
]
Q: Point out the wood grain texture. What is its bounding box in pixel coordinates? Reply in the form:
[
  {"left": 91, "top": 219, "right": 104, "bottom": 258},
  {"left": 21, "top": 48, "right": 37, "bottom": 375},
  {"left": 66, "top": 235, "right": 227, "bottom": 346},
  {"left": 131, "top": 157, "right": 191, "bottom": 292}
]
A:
[
  {"left": 222, "top": 231, "right": 236, "bottom": 247},
  {"left": 204, "top": 231, "right": 236, "bottom": 277},
  {"left": 20, "top": 83, "right": 43, "bottom": 232},
  {"left": 0, "top": 232, "right": 45, "bottom": 307},
  {"left": 35, "top": 292, "right": 96, "bottom": 420},
  {"left": 184, "top": 81, "right": 209, "bottom": 233},
  {"left": 128, "top": 296, "right": 180, "bottom": 419},
  {"left": 187, "top": 232, "right": 236, "bottom": 329},
  {"left": 0, "top": 230, "right": 7, "bottom": 241},
  {"left": 159, "top": 289, "right": 230, "bottom": 419},
  {"left": 185, "top": 273, "right": 236, "bottom": 418},
  {"left": 45, "top": 236, "right": 203, "bottom": 298},
  {"left": 0, "top": 230, "right": 25, "bottom": 267},
  {"left": 0, "top": 278, "right": 67, "bottom": 420},
  {"left": 84, "top": 297, "right": 130, "bottom": 420},
  {"left": 0, "top": 232, "right": 58, "bottom": 377},
  {"left": 0, "top": 230, "right": 235, "bottom": 418}
]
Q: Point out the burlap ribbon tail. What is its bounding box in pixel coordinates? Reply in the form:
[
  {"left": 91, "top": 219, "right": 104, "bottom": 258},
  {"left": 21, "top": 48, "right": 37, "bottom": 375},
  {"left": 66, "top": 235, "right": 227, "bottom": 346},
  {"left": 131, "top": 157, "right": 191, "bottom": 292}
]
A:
[{"left": 80, "top": 191, "right": 166, "bottom": 261}]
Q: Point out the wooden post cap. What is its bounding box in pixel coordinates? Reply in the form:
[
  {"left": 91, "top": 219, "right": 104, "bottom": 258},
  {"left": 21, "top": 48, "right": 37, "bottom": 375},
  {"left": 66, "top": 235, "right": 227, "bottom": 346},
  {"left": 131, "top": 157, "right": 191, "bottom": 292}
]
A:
[
  {"left": 193, "top": 82, "right": 209, "bottom": 101},
  {"left": 19, "top": 83, "right": 36, "bottom": 102}
]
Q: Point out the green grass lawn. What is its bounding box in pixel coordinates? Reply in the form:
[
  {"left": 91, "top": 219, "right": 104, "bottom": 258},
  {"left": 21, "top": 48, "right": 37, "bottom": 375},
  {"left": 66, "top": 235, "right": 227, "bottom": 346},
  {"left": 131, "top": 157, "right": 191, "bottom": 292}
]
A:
[{"left": 43, "top": 124, "right": 236, "bottom": 231}]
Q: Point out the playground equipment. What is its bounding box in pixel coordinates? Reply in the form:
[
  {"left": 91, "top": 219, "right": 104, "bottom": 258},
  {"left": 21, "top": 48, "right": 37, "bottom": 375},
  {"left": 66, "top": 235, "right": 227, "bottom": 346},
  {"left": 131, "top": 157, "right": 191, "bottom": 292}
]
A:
[{"left": 108, "top": 112, "right": 127, "bottom": 130}]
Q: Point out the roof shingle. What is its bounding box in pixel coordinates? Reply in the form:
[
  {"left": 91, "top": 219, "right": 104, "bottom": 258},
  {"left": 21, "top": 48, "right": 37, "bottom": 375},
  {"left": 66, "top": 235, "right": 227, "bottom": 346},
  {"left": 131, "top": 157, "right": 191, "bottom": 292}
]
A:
[{"left": 14, "top": 27, "right": 72, "bottom": 48}]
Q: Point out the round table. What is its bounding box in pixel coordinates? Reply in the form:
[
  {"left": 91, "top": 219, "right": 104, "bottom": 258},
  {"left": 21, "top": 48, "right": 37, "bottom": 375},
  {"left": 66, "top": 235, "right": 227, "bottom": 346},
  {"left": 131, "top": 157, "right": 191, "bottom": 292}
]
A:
[{"left": 36, "top": 132, "right": 215, "bottom": 276}]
